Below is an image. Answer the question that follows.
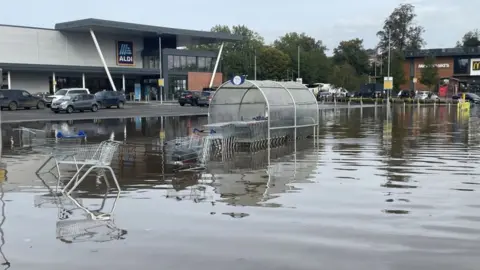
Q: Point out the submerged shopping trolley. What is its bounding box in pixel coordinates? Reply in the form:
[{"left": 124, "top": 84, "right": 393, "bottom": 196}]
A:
[
  {"left": 58, "top": 140, "right": 122, "bottom": 195},
  {"left": 56, "top": 190, "right": 126, "bottom": 244},
  {"left": 164, "top": 128, "right": 214, "bottom": 167}
]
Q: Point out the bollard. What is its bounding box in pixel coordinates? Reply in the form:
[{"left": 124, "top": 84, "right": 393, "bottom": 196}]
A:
[
  {"left": 348, "top": 100, "right": 351, "bottom": 107},
  {"left": 403, "top": 102, "right": 406, "bottom": 111},
  {"left": 360, "top": 97, "right": 363, "bottom": 106}
]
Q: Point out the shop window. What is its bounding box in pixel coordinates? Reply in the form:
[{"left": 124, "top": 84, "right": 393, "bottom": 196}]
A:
[
  {"left": 180, "top": 56, "right": 187, "bottom": 71},
  {"left": 205, "top": 57, "right": 212, "bottom": 72},
  {"left": 173, "top": 56, "right": 181, "bottom": 71},
  {"left": 198, "top": 57, "right": 207, "bottom": 72},
  {"left": 454, "top": 57, "right": 469, "bottom": 74},
  {"left": 187, "top": 56, "right": 196, "bottom": 71},
  {"left": 168, "top": 55, "right": 174, "bottom": 70}
]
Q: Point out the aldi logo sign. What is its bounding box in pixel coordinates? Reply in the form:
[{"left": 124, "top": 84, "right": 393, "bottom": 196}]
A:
[{"left": 117, "top": 41, "right": 134, "bottom": 66}]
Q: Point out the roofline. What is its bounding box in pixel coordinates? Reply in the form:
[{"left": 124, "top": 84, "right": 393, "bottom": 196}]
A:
[
  {"left": 405, "top": 47, "right": 480, "bottom": 58},
  {"left": 0, "top": 63, "right": 159, "bottom": 75},
  {"left": 0, "top": 23, "right": 56, "bottom": 32},
  {"left": 55, "top": 18, "right": 243, "bottom": 42}
]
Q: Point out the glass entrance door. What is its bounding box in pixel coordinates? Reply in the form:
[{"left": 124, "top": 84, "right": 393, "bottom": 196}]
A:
[{"left": 168, "top": 75, "right": 187, "bottom": 100}]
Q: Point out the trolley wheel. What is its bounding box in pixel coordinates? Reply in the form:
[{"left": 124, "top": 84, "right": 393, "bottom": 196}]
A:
[
  {"left": 66, "top": 106, "right": 74, "bottom": 114},
  {"left": 91, "top": 104, "right": 99, "bottom": 112}
]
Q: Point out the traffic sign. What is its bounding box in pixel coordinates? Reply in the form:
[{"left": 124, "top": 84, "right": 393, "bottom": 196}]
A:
[
  {"left": 157, "top": 79, "right": 164, "bottom": 87},
  {"left": 384, "top": 77, "right": 393, "bottom": 90}
]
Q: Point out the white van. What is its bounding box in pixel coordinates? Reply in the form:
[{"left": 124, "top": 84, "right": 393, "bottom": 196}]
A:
[{"left": 48, "top": 88, "right": 90, "bottom": 103}]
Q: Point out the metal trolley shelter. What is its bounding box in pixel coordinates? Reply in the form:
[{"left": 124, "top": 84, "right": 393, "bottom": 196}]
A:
[{"left": 207, "top": 78, "right": 319, "bottom": 158}]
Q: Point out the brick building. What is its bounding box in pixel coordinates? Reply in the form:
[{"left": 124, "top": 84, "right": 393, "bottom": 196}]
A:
[{"left": 402, "top": 47, "right": 480, "bottom": 91}]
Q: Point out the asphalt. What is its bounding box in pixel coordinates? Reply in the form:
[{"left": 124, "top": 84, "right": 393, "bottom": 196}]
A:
[
  {"left": 0, "top": 102, "right": 381, "bottom": 123},
  {"left": 0, "top": 103, "right": 209, "bottom": 123}
]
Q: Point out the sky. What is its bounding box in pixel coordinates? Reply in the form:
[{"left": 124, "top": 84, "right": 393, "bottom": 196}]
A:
[{"left": 2, "top": 0, "right": 478, "bottom": 53}]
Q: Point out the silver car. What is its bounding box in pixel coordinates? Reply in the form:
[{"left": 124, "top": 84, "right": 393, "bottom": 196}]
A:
[
  {"left": 51, "top": 94, "right": 99, "bottom": 114},
  {"left": 414, "top": 91, "right": 439, "bottom": 101}
]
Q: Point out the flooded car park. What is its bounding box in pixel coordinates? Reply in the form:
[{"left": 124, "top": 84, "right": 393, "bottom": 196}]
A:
[{"left": 0, "top": 105, "right": 479, "bottom": 269}]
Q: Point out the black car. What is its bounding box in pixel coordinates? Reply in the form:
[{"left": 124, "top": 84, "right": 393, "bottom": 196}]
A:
[
  {"left": 197, "top": 91, "right": 212, "bottom": 107},
  {"left": 178, "top": 91, "right": 200, "bottom": 106},
  {"left": 94, "top": 90, "right": 126, "bottom": 109},
  {"left": 0, "top": 89, "right": 46, "bottom": 111},
  {"left": 453, "top": 93, "right": 480, "bottom": 103}
]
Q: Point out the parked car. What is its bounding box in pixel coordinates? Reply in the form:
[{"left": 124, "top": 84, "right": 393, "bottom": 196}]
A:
[
  {"left": 197, "top": 91, "right": 213, "bottom": 107},
  {"left": 316, "top": 91, "right": 331, "bottom": 101},
  {"left": 452, "top": 93, "right": 480, "bottom": 104},
  {"left": 414, "top": 91, "right": 440, "bottom": 101},
  {"left": 397, "top": 90, "right": 415, "bottom": 99},
  {"left": 48, "top": 88, "right": 90, "bottom": 104},
  {"left": 0, "top": 89, "right": 46, "bottom": 110},
  {"left": 33, "top": 92, "right": 53, "bottom": 107},
  {"left": 51, "top": 93, "right": 99, "bottom": 113},
  {"left": 178, "top": 90, "right": 200, "bottom": 106},
  {"left": 94, "top": 90, "right": 126, "bottom": 109}
]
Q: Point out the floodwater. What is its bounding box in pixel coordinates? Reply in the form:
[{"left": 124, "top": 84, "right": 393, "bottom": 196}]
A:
[{"left": 0, "top": 105, "right": 479, "bottom": 270}]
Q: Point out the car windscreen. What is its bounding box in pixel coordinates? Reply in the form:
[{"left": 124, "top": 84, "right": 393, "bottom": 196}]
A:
[
  {"left": 55, "top": 90, "right": 68, "bottom": 95},
  {"left": 468, "top": 93, "right": 480, "bottom": 99}
]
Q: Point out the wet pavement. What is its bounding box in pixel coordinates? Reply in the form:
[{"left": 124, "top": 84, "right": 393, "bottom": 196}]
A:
[{"left": 0, "top": 105, "right": 479, "bottom": 269}]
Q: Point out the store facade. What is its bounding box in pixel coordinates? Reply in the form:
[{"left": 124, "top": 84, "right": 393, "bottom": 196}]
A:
[
  {"left": 402, "top": 47, "right": 480, "bottom": 91},
  {"left": 0, "top": 19, "right": 241, "bottom": 100}
]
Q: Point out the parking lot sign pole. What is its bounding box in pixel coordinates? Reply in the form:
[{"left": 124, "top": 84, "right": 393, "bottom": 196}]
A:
[{"left": 158, "top": 36, "right": 163, "bottom": 104}]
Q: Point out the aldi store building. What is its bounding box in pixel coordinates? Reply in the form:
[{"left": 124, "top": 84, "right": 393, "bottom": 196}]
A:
[{"left": 0, "top": 19, "right": 241, "bottom": 100}]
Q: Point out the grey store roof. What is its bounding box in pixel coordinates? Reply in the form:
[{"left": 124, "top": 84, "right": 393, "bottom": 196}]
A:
[{"left": 55, "top": 18, "right": 243, "bottom": 46}]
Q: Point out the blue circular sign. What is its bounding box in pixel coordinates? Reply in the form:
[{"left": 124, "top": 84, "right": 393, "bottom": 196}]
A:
[{"left": 230, "top": 75, "right": 245, "bottom": 85}]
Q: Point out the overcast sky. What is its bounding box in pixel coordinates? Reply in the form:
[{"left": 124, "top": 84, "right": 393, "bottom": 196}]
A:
[{"left": 1, "top": 0, "right": 477, "bottom": 53}]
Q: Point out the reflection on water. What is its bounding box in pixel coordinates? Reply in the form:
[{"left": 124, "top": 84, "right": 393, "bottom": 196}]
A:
[{"left": 0, "top": 105, "right": 480, "bottom": 269}]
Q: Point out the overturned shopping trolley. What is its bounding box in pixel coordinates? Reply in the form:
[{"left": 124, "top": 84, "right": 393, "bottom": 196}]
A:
[{"left": 56, "top": 191, "right": 126, "bottom": 244}]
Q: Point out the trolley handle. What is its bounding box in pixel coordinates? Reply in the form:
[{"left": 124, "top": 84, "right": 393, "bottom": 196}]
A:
[{"left": 192, "top": 128, "right": 216, "bottom": 134}]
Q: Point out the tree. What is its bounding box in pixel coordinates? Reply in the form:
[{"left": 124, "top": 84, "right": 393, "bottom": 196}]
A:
[
  {"left": 332, "top": 38, "right": 370, "bottom": 76},
  {"left": 419, "top": 55, "right": 439, "bottom": 90},
  {"left": 257, "top": 46, "right": 290, "bottom": 80},
  {"left": 376, "top": 3, "right": 425, "bottom": 53},
  {"left": 388, "top": 51, "right": 406, "bottom": 91},
  {"left": 456, "top": 30, "right": 480, "bottom": 48},
  {"left": 190, "top": 25, "right": 264, "bottom": 80},
  {"left": 273, "top": 32, "right": 330, "bottom": 84},
  {"left": 329, "top": 63, "right": 365, "bottom": 91}
]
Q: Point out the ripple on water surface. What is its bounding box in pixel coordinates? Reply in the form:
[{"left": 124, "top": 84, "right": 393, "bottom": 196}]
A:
[{"left": 0, "top": 106, "right": 479, "bottom": 270}]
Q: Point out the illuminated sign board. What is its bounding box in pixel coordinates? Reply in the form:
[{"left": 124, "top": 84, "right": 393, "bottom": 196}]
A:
[
  {"left": 471, "top": 59, "right": 480, "bottom": 76},
  {"left": 417, "top": 63, "right": 450, "bottom": 68}
]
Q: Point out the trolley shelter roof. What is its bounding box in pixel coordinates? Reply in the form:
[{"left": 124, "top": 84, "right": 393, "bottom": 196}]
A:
[
  {"left": 55, "top": 18, "right": 243, "bottom": 46},
  {"left": 208, "top": 80, "right": 318, "bottom": 129}
]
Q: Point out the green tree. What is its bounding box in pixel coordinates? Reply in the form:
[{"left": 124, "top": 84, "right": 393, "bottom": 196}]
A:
[
  {"left": 332, "top": 38, "right": 370, "bottom": 76},
  {"left": 329, "top": 63, "right": 364, "bottom": 91},
  {"left": 376, "top": 3, "right": 425, "bottom": 53},
  {"left": 386, "top": 51, "right": 406, "bottom": 91},
  {"left": 257, "top": 46, "right": 290, "bottom": 80},
  {"left": 190, "top": 25, "right": 264, "bottom": 79},
  {"left": 273, "top": 32, "right": 330, "bottom": 84},
  {"left": 456, "top": 29, "right": 480, "bottom": 48},
  {"left": 419, "top": 55, "right": 439, "bottom": 90}
]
